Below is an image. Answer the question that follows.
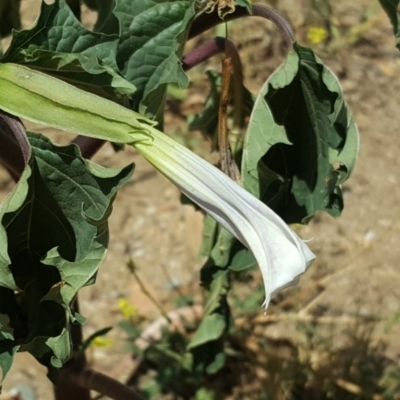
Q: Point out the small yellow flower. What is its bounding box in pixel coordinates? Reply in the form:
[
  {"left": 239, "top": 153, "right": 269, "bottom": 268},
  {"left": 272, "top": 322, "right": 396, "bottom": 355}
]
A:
[
  {"left": 118, "top": 298, "right": 137, "bottom": 319},
  {"left": 307, "top": 26, "right": 328, "bottom": 45},
  {"left": 92, "top": 337, "right": 113, "bottom": 348}
]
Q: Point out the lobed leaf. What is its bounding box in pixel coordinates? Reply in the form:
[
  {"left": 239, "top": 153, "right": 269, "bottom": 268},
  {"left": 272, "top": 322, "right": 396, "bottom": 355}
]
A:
[
  {"left": 115, "top": 0, "right": 196, "bottom": 119},
  {"left": 379, "top": 0, "right": 400, "bottom": 50},
  {"left": 2, "top": 0, "right": 135, "bottom": 100},
  {"left": 242, "top": 43, "right": 359, "bottom": 223},
  {"left": 187, "top": 271, "right": 231, "bottom": 374},
  {"left": 2, "top": 0, "right": 197, "bottom": 120},
  {"left": 0, "top": 133, "right": 133, "bottom": 382}
]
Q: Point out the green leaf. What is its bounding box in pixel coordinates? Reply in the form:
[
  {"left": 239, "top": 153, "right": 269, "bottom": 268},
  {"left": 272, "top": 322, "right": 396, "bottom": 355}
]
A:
[
  {"left": 188, "top": 313, "right": 226, "bottom": 349},
  {"left": 0, "top": 133, "right": 133, "bottom": 372},
  {"left": 209, "top": 228, "right": 236, "bottom": 268},
  {"left": 228, "top": 247, "right": 256, "bottom": 272},
  {"left": 188, "top": 70, "right": 254, "bottom": 147},
  {"left": 241, "top": 72, "right": 290, "bottom": 202},
  {"left": 189, "top": 70, "right": 221, "bottom": 145},
  {"left": 0, "top": 0, "right": 21, "bottom": 38},
  {"left": 195, "top": 387, "right": 217, "bottom": 400},
  {"left": 190, "top": 339, "right": 226, "bottom": 375},
  {"left": 2, "top": 0, "right": 135, "bottom": 100},
  {"left": 199, "top": 215, "right": 218, "bottom": 257},
  {"left": 243, "top": 43, "right": 359, "bottom": 223},
  {"left": 89, "top": 0, "right": 119, "bottom": 34},
  {"left": 187, "top": 268, "right": 232, "bottom": 373},
  {"left": 235, "top": 0, "right": 252, "bottom": 14},
  {"left": 379, "top": 0, "right": 400, "bottom": 49},
  {"left": 115, "top": 0, "right": 196, "bottom": 120},
  {"left": 0, "top": 314, "right": 18, "bottom": 390}
]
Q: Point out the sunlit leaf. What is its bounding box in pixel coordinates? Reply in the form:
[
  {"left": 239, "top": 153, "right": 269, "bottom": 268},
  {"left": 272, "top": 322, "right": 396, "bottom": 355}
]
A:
[
  {"left": 1, "top": 0, "right": 134, "bottom": 100},
  {"left": 115, "top": 0, "right": 196, "bottom": 120},
  {"left": 243, "top": 43, "right": 359, "bottom": 223},
  {"left": 0, "top": 133, "right": 133, "bottom": 374}
]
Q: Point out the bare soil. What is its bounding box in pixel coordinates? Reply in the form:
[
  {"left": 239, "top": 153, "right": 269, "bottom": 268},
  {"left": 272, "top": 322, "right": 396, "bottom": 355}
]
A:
[{"left": 1, "top": 0, "right": 400, "bottom": 399}]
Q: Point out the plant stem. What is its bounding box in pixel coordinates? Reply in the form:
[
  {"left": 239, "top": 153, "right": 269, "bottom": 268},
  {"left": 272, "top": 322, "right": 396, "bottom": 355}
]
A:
[
  {"left": 182, "top": 37, "right": 244, "bottom": 130},
  {"left": 189, "top": 4, "right": 296, "bottom": 47},
  {"left": 219, "top": 57, "right": 238, "bottom": 180},
  {"left": 0, "top": 109, "right": 30, "bottom": 181},
  {"left": 71, "top": 135, "right": 106, "bottom": 159},
  {"left": 54, "top": 298, "right": 91, "bottom": 400},
  {"left": 182, "top": 37, "right": 245, "bottom": 158},
  {"left": 72, "top": 368, "right": 143, "bottom": 400},
  {"left": 182, "top": 36, "right": 237, "bottom": 71},
  {"left": 69, "top": 4, "right": 293, "bottom": 156},
  {"left": 127, "top": 258, "right": 173, "bottom": 325}
]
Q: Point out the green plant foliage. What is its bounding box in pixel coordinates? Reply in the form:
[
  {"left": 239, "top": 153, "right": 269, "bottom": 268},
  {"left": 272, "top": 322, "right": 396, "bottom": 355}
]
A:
[
  {"left": 114, "top": 0, "right": 197, "bottom": 119},
  {"left": 196, "top": 42, "right": 359, "bottom": 359},
  {"left": 0, "top": 133, "right": 133, "bottom": 385},
  {"left": 84, "top": 0, "right": 116, "bottom": 33},
  {"left": 1, "top": 0, "right": 134, "bottom": 100},
  {"left": 189, "top": 70, "right": 254, "bottom": 146},
  {"left": 189, "top": 71, "right": 222, "bottom": 144},
  {"left": 0, "top": 0, "right": 361, "bottom": 395},
  {"left": 186, "top": 269, "right": 232, "bottom": 374},
  {"left": 243, "top": 43, "right": 359, "bottom": 224},
  {"left": 1, "top": 0, "right": 197, "bottom": 119},
  {"left": 235, "top": 0, "right": 252, "bottom": 14},
  {"left": 379, "top": 0, "right": 400, "bottom": 50}
]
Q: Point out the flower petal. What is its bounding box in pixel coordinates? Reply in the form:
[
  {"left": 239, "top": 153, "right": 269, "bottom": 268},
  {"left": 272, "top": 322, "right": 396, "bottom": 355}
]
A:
[
  {"left": 133, "top": 128, "right": 316, "bottom": 308},
  {"left": 0, "top": 63, "right": 315, "bottom": 308}
]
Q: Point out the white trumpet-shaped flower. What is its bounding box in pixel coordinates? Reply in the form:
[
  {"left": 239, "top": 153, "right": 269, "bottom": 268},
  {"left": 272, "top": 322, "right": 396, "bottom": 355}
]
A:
[
  {"left": 0, "top": 63, "right": 316, "bottom": 309},
  {"left": 133, "top": 128, "right": 316, "bottom": 308}
]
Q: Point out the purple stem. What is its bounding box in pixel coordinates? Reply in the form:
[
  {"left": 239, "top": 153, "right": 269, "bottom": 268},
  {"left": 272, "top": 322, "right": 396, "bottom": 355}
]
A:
[
  {"left": 71, "top": 135, "right": 105, "bottom": 159},
  {"left": 0, "top": 110, "right": 30, "bottom": 181},
  {"left": 189, "top": 4, "right": 296, "bottom": 47},
  {"left": 67, "top": 4, "right": 294, "bottom": 156},
  {"left": 74, "top": 368, "right": 143, "bottom": 400},
  {"left": 182, "top": 36, "right": 227, "bottom": 70},
  {"left": 182, "top": 36, "right": 244, "bottom": 134}
]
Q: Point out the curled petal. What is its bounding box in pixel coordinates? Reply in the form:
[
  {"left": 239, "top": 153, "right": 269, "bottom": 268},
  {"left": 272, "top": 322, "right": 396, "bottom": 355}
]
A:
[
  {"left": 0, "top": 63, "right": 315, "bottom": 309},
  {"left": 133, "top": 128, "right": 315, "bottom": 308}
]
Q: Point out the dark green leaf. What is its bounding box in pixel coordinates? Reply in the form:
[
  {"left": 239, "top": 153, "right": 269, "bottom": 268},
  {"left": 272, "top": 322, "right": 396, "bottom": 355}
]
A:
[
  {"left": 0, "top": 314, "right": 18, "bottom": 389},
  {"left": 235, "top": 0, "right": 252, "bottom": 14},
  {"left": 0, "top": 0, "right": 21, "bottom": 38},
  {"left": 199, "top": 215, "right": 218, "bottom": 258},
  {"left": 189, "top": 249, "right": 236, "bottom": 364},
  {"left": 243, "top": 43, "right": 359, "bottom": 223},
  {"left": 0, "top": 133, "right": 133, "bottom": 372},
  {"left": 189, "top": 70, "right": 221, "bottom": 145},
  {"left": 2, "top": 0, "right": 134, "bottom": 100},
  {"left": 209, "top": 228, "right": 236, "bottom": 268},
  {"left": 189, "top": 70, "right": 254, "bottom": 147},
  {"left": 379, "top": 0, "right": 400, "bottom": 49},
  {"left": 115, "top": 0, "right": 196, "bottom": 120},
  {"left": 228, "top": 247, "right": 256, "bottom": 272},
  {"left": 88, "top": 0, "right": 118, "bottom": 34}
]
